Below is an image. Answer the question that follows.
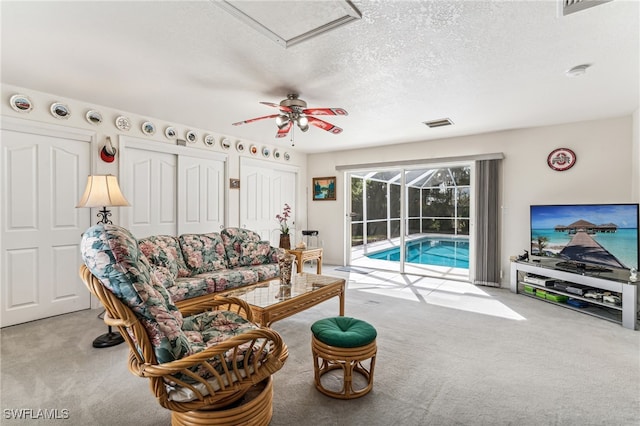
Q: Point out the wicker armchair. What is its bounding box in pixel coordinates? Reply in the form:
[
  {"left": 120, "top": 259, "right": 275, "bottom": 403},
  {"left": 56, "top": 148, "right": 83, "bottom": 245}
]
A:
[{"left": 79, "top": 224, "right": 287, "bottom": 425}]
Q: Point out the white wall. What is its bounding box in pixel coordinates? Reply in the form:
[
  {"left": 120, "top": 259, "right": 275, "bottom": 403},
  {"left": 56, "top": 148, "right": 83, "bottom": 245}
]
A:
[
  {"left": 632, "top": 108, "right": 639, "bottom": 203},
  {"left": 306, "top": 116, "right": 635, "bottom": 286},
  {"left": 1, "top": 84, "right": 309, "bottom": 231}
]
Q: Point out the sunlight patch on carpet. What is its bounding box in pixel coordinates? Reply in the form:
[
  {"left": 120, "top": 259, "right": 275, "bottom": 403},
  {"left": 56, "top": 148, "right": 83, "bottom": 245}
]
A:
[{"left": 353, "top": 278, "right": 526, "bottom": 321}]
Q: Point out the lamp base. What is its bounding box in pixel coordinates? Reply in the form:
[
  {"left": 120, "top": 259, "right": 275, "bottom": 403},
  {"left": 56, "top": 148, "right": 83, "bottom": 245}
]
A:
[{"left": 92, "top": 330, "right": 124, "bottom": 348}]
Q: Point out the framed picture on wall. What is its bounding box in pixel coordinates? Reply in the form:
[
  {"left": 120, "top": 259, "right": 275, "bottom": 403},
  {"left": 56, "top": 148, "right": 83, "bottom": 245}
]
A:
[{"left": 312, "top": 176, "right": 336, "bottom": 201}]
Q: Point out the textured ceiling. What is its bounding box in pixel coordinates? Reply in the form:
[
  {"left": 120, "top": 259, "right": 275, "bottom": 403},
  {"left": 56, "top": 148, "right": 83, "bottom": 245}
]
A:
[{"left": 1, "top": 0, "right": 638, "bottom": 153}]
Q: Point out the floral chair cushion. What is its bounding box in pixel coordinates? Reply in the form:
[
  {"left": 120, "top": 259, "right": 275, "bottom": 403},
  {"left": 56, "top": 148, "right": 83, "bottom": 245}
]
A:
[
  {"left": 221, "top": 228, "right": 262, "bottom": 268},
  {"left": 139, "top": 235, "right": 190, "bottom": 279},
  {"left": 178, "top": 233, "right": 228, "bottom": 274},
  {"left": 81, "top": 224, "right": 191, "bottom": 363},
  {"left": 81, "top": 224, "right": 264, "bottom": 373}
]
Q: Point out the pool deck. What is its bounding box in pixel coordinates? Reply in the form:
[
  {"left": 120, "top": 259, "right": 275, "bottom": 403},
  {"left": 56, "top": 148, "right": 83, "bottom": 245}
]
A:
[{"left": 350, "top": 234, "right": 470, "bottom": 281}]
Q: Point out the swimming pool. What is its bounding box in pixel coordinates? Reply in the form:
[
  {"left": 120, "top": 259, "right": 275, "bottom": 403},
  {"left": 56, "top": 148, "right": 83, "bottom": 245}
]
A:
[{"left": 366, "top": 237, "right": 469, "bottom": 268}]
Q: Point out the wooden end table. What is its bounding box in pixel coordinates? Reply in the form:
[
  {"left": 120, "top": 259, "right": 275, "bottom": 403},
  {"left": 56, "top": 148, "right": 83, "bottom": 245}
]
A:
[{"left": 288, "top": 247, "right": 323, "bottom": 274}]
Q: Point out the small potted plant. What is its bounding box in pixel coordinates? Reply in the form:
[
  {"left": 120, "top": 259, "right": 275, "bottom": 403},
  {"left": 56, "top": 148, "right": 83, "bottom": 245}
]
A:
[{"left": 276, "top": 203, "right": 292, "bottom": 249}]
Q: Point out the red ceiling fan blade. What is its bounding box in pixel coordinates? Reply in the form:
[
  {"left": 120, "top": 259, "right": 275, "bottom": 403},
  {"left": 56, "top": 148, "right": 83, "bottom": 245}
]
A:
[
  {"left": 260, "top": 102, "right": 293, "bottom": 113},
  {"left": 232, "top": 114, "right": 280, "bottom": 126},
  {"left": 307, "top": 116, "right": 343, "bottom": 134},
  {"left": 276, "top": 121, "right": 293, "bottom": 138},
  {"left": 303, "top": 107, "right": 348, "bottom": 116}
]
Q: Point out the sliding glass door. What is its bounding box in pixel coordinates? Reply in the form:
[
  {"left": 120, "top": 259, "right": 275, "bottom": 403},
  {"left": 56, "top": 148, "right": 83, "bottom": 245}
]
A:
[
  {"left": 349, "top": 164, "right": 471, "bottom": 280},
  {"left": 350, "top": 170, "right": 402, "bottom": 273}
]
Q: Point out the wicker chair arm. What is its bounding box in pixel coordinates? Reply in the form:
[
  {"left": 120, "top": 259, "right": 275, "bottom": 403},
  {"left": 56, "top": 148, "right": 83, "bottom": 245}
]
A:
[
  {"left": 136, "top": 327, "right": 284, "bottom": 377},
  {"left": 102, "top": 311, "right": 138, "bottom": 328},
  {"left": 177, "top": 296, "right": 254, "bottom": 321}
]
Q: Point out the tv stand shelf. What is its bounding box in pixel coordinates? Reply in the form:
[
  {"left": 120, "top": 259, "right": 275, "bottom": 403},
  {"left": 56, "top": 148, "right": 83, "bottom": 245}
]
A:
[{"left": 510, "top": 261, "right": 637, "bottom": 330}]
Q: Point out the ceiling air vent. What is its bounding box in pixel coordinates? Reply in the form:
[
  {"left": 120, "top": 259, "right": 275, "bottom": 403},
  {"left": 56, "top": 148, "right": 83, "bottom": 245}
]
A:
[
  {"left": 423, "top": 118, "right": 453, "bottom": 128},
  {"left": 561, "top": 0, "right": 612, "bottom": 16}
]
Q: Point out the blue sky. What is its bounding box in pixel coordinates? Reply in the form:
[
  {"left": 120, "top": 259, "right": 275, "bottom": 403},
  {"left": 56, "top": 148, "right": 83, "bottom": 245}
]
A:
[{"left": 531, "top": 204, "right": 639, "bottom": 229}]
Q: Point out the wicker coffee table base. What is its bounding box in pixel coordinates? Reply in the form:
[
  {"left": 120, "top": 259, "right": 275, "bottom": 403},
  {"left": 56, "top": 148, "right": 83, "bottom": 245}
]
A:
[
  {"left": 312, "top": 336, "right": 377, "bottom": 399},
  {"left": 171, "top": 377, "right": 273, "bottom": 426}
]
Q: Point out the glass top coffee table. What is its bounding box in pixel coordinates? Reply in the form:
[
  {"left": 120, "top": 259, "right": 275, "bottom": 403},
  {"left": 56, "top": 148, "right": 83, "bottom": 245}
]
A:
[{"left": 217, "top": 273, "right": 345, "bottom": 327}]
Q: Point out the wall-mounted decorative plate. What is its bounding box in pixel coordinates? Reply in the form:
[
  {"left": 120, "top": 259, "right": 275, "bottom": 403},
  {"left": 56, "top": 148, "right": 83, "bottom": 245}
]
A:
[
  {"left": 10, "top": 94, "right": 33, "bottom": 113},
  {"left": 85, "top": 110, "right": 102, "bottom": 125},
  {"left": 165, "top": 126, "right": 176, "bottom": 139},
  {"left": 547, "top": 148, "right": 576, "bottom": 171},
  {"left": 284, "top": 152, "right": 290, "bottom": 161},
  {"left": 236, "top": 141, "right": 245, "bottom": 152},
  {"left": 142, "top": 121, "right": 156, "bottom": 135},
  {"left": 250, "top": 145, "right": 258, "bottom": 155},
  {"left": 221, "top": 137, "right": 231, "bottom": 149},
  {"left": 50, "top": 102, "right": 70, "bottom": 119},
  {"left": 262, "top": 147, "right": 270, "bottom": 158},
  {"left": 115, "top": 115, "right": 132, "bottom": 131},
  {"left": 186, "top": 130, "right": 197, "bottom": 143},
  {"left": 273, "top": 149, "right": 281, "bottom": 159},
  {"left": 204, "top": 134, "right": 215, "bottom": 146}
]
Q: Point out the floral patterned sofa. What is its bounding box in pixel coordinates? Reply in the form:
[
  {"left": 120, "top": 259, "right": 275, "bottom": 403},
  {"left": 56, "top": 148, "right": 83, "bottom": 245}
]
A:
[{"left": 135, "top": 227, "right": 284, "bottom": 309}]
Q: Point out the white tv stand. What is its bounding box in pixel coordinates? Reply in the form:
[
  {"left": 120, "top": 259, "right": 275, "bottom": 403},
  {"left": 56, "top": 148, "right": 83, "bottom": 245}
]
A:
[{"left": 510, "top": 260, "right": 637, "bottom": 330}]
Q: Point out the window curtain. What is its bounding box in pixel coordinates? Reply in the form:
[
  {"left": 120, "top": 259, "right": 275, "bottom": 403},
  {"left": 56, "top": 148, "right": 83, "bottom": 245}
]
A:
[{"left": 474, "top": 159, "right": 501, "bottom": 287}]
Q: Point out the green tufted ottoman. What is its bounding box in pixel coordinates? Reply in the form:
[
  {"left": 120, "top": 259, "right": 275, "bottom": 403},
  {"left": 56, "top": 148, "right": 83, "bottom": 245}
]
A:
[{"left": 311, "top": 316, "right": 377, "bottom": 399}]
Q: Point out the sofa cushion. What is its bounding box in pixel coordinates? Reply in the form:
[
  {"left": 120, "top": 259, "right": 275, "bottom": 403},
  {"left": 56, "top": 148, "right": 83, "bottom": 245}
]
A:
[
  {"left": 139, "top": 235, "right": 190, "bottom": 279},
  {"left": 179, "top": 233, "right": 228, "bottom": 274},
  {"left": 221, "top": 228, "right": 262, "bottom": 268},
  {"left": 168, "top": 269, "right": 260, "bottom": 302},
  {"left": 238, "top": 240, "right": 272, "bottom": 267},
  {"left": 241, "top": 263, "right": 280, "bottom": 282}
]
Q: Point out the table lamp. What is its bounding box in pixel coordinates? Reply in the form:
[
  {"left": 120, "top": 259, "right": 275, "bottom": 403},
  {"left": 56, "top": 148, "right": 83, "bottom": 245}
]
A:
[
  {"left": 77, "top": 174, "right": 130, "bottom": 225},
  {"left": 77, "top": 174, "right": 130, "bottom": 347}
]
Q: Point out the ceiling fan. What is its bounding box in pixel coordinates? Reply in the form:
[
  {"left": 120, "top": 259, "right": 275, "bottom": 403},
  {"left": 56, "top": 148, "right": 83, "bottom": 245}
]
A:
[{"left": 232, "top": 94, "right": 348, "bottom": 139}]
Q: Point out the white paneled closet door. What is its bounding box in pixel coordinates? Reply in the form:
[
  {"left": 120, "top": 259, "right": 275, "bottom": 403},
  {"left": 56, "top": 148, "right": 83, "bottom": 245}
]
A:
[
  {"left": 122, "top": 148, "right": 177, "bottom": 239},
  {"left": 121, "top": 138, "right": 226, "bottom": 239},
  {"left": 240, "top": 158, "right": 297, "bottom": 245},
  {"left": 1, "top": 122, "right": 91, "bottom": 327},
  {"left": 178, "top": 155, "right": 225, "bottom": 235}
]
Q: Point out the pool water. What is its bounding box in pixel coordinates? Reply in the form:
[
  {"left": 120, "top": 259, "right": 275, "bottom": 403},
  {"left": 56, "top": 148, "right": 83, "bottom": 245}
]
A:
[{"left": 367, "top": 237, "right": 470, "bottom": 268}]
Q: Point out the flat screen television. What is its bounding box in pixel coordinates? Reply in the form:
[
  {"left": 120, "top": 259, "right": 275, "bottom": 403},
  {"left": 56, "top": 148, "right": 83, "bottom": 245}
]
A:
[{"left": 530, "top": 203, "right": 639, "bottom": 272}]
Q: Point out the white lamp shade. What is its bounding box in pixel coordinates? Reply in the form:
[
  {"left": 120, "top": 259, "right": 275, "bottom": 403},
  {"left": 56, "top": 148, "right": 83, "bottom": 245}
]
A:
[{"left": 76, "top": 175, "right": 130, "bottom": 208}]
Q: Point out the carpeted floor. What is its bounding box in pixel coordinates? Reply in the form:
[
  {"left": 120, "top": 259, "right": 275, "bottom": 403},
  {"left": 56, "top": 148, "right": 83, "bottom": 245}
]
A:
[{"left": 1, "top": 266, "right": 639, "bottom": 425}]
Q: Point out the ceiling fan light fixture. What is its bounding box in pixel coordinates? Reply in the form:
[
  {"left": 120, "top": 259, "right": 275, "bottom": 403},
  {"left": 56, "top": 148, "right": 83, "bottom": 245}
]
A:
[
  {"left": 275, "top": 115, "right": 290, "bottom": 129},
  {"left": 297, "top": 115, "right": 308, "bottom": 127},
  {"left": 299, "top": 123, "right": 309, "bottom": 132}
]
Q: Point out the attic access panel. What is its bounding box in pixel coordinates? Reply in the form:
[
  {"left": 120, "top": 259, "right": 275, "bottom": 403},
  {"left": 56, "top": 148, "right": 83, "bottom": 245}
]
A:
[{"left": 215, "top": 0, "right": 361, "bottom": 48}]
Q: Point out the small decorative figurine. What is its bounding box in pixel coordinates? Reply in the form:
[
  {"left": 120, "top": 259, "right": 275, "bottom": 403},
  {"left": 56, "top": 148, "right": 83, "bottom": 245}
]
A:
[{"left": 517, "top": 250, "right": 529, "bottom": 262}]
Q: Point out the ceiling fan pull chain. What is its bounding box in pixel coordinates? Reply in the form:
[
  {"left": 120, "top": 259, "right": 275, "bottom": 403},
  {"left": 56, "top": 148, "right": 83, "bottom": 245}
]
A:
[{"left": 290, "top": 124, "right": 295, "bottom": 146}]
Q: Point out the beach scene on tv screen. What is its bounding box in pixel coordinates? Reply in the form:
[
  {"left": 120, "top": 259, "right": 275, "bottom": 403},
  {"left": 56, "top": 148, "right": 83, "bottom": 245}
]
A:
[{"left": 531, "top": 204, "right": 639, "bottom": 270}]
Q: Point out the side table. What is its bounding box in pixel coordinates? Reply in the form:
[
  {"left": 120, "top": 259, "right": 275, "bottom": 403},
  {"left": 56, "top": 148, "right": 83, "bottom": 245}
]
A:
[{"left": 288, "top": 247, "right": 323, "bottom": 274}]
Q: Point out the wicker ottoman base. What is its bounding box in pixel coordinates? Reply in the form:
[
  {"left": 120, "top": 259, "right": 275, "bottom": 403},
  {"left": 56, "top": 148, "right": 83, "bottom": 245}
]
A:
[
  {"left": 312, "top": 335, "right": 377, "bottom": 399},
  {"left": 171, "top": 377, "right": 273, "bottom": 426}
]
